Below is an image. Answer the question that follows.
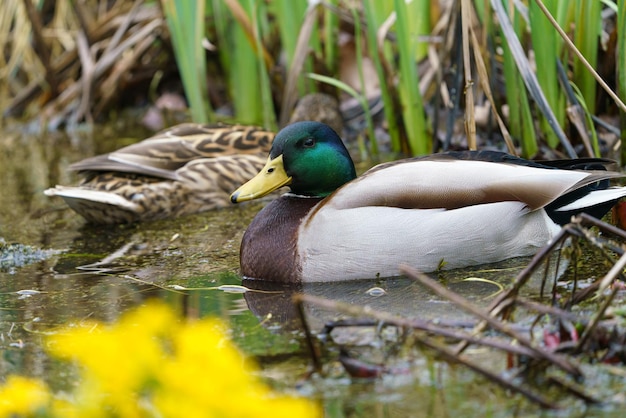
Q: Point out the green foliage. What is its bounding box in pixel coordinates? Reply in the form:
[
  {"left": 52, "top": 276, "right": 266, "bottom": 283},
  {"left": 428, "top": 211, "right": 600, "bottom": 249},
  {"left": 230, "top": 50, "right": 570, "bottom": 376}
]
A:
[
  {"left": 393, "top": 0, "right": 430, "bottom": 155},
  {"left": 356, "top": 0, "right": 432, "bottom": 155},
  {"left": 161, "top": 0, "right": 435, "bottom": 155},
  {"left": 161, "top": 0, "right": 212, "bottom": 123},
  {"left": 4, "top": 0, "right": 624, "bottom": 159},
  {"left": 501, "top": 3, "right": 537, "bottom": 158},
  {"left": 210, "top": 0, "right": 276, "bottom": 127},
  {"left": 271, "top": 1, "right": 308, "bottom": 69},
  {"left": 573, "top": 0, "right": 601, "bottom": 115},
  {"left": 529, "top": 0, "right": 565, "bottom": 149},
  {"left": 363, "top": 0, "right": 401, "bottom": 153}
]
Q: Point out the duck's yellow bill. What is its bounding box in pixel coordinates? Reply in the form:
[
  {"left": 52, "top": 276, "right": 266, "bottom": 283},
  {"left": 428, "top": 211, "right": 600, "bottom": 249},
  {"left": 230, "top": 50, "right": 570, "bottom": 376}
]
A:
[{"left": 230, "top": 155, "right": 292, "bottom": 203}]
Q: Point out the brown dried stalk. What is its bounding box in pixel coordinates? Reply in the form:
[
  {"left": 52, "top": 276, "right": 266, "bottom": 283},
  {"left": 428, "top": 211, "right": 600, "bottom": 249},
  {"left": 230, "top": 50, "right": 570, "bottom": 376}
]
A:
[
  {"left": 400, "top": 264, "right": 581, "bottom": 377},
  {"left": 293, "top": 293, "right": 559, "bottom": 409}
]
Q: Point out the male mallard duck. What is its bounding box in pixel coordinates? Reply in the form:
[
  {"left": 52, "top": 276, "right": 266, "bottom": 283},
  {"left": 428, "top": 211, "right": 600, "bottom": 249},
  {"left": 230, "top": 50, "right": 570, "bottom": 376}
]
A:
[
  {"left": 45, "top": 123, "right": 274, "bottom": 224},
  {"left": 231, "top": 121, "right": 626, "bottom": 282},
  {"left": 45, "top": 94, "right": 343, "bottom": 224}
]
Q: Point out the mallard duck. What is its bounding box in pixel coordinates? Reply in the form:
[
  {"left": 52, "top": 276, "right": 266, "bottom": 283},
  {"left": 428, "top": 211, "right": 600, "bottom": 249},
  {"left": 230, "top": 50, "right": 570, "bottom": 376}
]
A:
[
  {"left": 45, "top": 123, "right": 274, "bottom": 224},
  {"left": 231, "top": 121, "right": 626, "bottom": 282},
  {"left": 45, "top": 94, "right": 344, "bottom": 224}
]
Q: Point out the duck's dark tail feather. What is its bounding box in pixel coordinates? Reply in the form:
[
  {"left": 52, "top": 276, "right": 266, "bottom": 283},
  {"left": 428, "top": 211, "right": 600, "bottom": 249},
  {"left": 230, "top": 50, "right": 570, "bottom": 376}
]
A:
[{"left": 546, "top": 187, "right": 626, "bottom": 225}]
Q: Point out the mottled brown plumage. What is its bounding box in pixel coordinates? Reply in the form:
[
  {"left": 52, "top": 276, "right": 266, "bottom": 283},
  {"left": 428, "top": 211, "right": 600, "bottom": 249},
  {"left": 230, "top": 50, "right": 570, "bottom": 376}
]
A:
[{"left": 45, "top": 123, "right": 274, "bottom": 223}]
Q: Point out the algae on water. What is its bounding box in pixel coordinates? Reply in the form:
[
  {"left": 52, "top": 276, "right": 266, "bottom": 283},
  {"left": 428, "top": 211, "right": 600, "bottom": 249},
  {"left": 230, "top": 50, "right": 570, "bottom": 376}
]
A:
[{"left": 0, "top": 237, "right": 58, "bottom": 271}]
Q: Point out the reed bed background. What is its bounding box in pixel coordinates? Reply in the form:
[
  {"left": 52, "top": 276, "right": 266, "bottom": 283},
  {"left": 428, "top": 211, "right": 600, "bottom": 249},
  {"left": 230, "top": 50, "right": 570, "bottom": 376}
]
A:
[{"left": 0, "top": 0, "right": 624, "bottom": 161}]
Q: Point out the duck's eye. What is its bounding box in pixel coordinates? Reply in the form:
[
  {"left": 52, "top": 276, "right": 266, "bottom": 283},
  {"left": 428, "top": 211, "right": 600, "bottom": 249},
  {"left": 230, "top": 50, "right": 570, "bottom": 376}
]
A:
[
  {"left": 267, "top": 168, "right": 274, "bottom": 173},
  {"left": 303, "top": 137, "right": 315, "bottom": 148}
]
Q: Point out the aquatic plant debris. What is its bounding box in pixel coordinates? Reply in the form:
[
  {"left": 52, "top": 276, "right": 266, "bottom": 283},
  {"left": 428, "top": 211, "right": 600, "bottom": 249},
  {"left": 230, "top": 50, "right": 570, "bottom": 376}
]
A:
[
  {"left": 169, "top": 284, "right": 282, "bottom": 294},
  {"left": 0, "top": 238, "right": 58, "bottom": 271}
]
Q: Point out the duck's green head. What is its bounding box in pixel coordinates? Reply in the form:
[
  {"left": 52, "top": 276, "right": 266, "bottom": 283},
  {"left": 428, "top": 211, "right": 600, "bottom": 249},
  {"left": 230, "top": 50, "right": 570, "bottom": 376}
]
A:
[{"left": 231, "top": 121, "right": 356, "bottom": 202}]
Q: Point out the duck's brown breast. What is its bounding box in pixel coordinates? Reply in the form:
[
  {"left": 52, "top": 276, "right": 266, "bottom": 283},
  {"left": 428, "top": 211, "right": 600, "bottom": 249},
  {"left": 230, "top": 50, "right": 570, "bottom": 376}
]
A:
[{"left": 240, "top": 195, "right": 321, "bottom": 282}]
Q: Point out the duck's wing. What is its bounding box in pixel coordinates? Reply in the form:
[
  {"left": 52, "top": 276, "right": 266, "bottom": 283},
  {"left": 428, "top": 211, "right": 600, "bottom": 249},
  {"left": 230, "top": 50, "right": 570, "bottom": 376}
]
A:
[
  {"left": 44, "top": 186, "right": 143, "bottom": 224},
  {"left": 69, "top": 123, "right": 275, "bottom": 180},
  {"left": 414, "top": 149, "right": 617, "bottom": 171},
  {"left": 45, "top": 154, "right": 268, "bottom": 224},
  {"left": 325, "top": 156, "right": 625, "bottom": 212}
]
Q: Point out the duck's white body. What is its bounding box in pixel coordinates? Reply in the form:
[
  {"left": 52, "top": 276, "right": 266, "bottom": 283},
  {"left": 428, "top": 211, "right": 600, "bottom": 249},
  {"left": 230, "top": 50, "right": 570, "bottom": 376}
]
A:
[
  {"left": 295, "top": 159, "right": 623, "bottom": 281},
  {"left": 298, "top": 201, "right": 554, "bottom": 281}
]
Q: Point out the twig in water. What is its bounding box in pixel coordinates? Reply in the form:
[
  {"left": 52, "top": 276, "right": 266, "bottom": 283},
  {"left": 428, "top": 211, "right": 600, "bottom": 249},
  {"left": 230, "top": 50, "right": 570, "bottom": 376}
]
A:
[
  {"left": 400, "top": 264, "right": 581, "bottom": 378},
  {"left": 293, "top": 293, "right": 323, "bottom": 374},
  {"left": 293, "top": 293, "right": 559, "bottom": 409}
]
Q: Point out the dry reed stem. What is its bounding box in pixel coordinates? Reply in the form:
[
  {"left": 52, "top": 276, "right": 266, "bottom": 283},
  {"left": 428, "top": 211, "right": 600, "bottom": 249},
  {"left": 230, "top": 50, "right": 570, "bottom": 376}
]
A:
[
  {"left": 4, "top": 1, "right": 164, "bottom": 127},
  {"left": 400, "top": 264, "right": 581, "bottom": 377},
  {"left": 279, "top": 4, "right": 320, "bottom": 128},
  {"left": 293, "top": 293, "right": 559, "bottom": 409},
  {"left": 21, "top": 0, "right": 59, "bottom": 95},
  {"left": 469, "top": 21, "right": 516, "bottom": 154},
  {"left": 460, "top": 0, "right": 476, "bottom": 149}
]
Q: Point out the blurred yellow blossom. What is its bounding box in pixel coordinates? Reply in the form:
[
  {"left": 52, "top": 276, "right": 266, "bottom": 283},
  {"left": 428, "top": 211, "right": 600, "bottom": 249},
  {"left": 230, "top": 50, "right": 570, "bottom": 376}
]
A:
[
  {"left": 154, "top": 319, "right": 317, "bottom": 418},
  {"left": 47, "top": 302, "right": 175, "bottom": 417},
  {"left": 0, "top": 376, "right": 49, "bottom": 416},
  {"left": 0, "top": 303, "right": 320, "bottom": 418}
]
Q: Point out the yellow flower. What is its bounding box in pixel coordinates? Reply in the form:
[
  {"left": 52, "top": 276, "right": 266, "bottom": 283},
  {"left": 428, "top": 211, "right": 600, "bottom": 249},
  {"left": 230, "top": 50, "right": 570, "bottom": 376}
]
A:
[
  {"left": 153, "top": 318, "right": 320, "bottom": 418},
  {"left": 47, "top": 303, "right": 176, "bottom": 416},
  {"left": 0, "top": 376, "right": 49, "bottom": 417},
  {"left": 0, "top": 303, "right": 320, "bottom": 417}
]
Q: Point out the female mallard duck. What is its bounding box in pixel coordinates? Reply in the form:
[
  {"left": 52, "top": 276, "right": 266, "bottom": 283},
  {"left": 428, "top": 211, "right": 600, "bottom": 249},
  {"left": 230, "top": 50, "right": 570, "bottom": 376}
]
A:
[
  {"left": 45, "top": 123, "right": 275, "bottom": 224},
  {"left": 231, "top": 121, "right": 626, "bottom": 282}
]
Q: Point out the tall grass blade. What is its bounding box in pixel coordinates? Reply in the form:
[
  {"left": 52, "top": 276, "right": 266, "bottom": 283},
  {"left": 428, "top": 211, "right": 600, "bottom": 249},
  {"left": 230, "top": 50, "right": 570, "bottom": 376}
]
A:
[
  {"left": 271, "top": 1, "right": 307, "bottom": 69},
  {"left": 350, "top": 6, "right": 378, "bottom": 157},
  {"left": 279, "top": 4, "right": 319, "bottom": 127},
  {"left": 323, "top": 0, "right": 339, "bottom": 74},
  {"left": 393, "top": 0, "right": 429, "bottom": 155},
  {"left": 529, "top": 0, "right": 563, "bottom": 149},
  {"left": 219, "top": 0, "right": 270, "bottom": 125},
  {"left": 573, "top": 0, "right": 601, "bottom": 115},
  {"left": 491, "top": 0, "right": 576, "bottom": 157},
  {"left": 249, "top": 0, "right": 276, "bottom": 130},
  {"left": 533, "top": 0, "right": 626, "bottom": 114},
  {"left": 161, "top": 0, "right": 212, "bottom": 123},
  {"left": 501, "top": 1, "right": 537, "bottom": 157},
  {"left": 271, "top": 0, "right": 315, "bottom": 99},
  {"left": 405, "top": 0, "right": 431, "bottom": 62},
  {"left": 363, "top": 0, "right": 401, "bottom": 154}
]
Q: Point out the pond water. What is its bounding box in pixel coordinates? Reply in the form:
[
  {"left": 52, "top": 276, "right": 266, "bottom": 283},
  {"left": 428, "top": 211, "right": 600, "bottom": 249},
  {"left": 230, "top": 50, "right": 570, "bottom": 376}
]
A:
[{"left": 1, "top": 124, "right": 625, "bottom": 417}]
